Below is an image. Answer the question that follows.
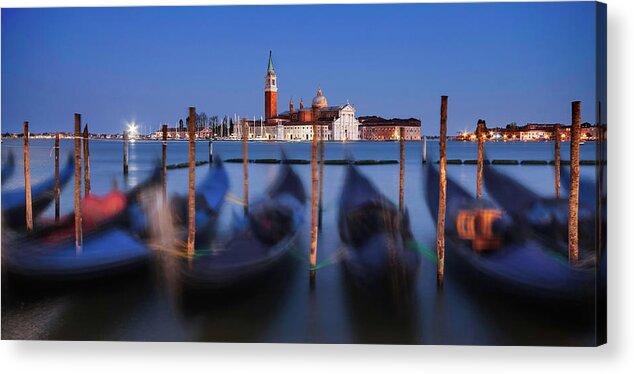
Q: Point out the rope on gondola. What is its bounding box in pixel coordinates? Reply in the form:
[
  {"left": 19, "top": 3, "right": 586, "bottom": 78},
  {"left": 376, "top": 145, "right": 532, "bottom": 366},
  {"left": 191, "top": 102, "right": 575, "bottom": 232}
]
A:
[
  {"left": 225, "top": 192, "right": 247, "bottom": 206},
  {"left": 406, "top": 240, "right": 437, "bottom": 263},
  {"left": 309, "top": 247, "right": 345, "bottom": 271}
]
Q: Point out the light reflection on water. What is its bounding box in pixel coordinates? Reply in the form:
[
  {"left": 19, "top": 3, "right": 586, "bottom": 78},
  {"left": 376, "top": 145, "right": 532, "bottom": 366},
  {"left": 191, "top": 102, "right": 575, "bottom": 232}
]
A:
[{"left": 1, "top": 139, "right": 600, "bottom": 344}]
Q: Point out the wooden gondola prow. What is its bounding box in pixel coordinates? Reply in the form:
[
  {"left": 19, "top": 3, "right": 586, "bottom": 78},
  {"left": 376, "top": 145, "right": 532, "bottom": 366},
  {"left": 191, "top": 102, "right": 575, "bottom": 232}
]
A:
[
  {"left": 568, "top": 101, "right": 581, "bottom": 264},
  {"left": 437, "top": 96, "right": 448, "bottom": 287},
  {"left": 422, "top": 135, "right": 427, "bottom": 164},
  {"left": 83, "top": 124, "right": 91, "bottom": 197},
  {"left": 209, "top": 138, "right": 213, "bottom": 163},
  {"left": 23, "top": 121, "right": 33, "bottom": 232}
]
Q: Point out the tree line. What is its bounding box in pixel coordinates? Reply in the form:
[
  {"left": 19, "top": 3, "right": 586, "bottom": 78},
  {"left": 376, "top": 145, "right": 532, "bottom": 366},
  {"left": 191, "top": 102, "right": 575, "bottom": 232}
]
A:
[{"left": 175, "top": 112, "right": 238, "bottom": 137}]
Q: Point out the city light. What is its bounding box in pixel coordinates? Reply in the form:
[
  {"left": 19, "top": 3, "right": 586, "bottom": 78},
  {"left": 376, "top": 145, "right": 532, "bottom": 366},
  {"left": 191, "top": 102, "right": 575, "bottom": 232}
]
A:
[{"left": 127, "top": 122, "right": 138, "bottom": 142}]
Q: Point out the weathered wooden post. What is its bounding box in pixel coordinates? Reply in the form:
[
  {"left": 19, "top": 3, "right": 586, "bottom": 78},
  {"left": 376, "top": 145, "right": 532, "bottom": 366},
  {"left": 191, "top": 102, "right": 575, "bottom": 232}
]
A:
[
  {"left": 23, "top": 121, "right": 33, "bottom": 232},
  {"left": 83, "top": 124, "right": 91, "bottom": 197},
  {"left": 399, "top": 126, "right": 405, "bottom": 211},
  {"left": 123, "top": 130, "right": 129, "bottom": 175},
  {"left": 54, "top": 132, "right": 60, "bottom": 222},
  {"left": 187, "top": 107, "right": 197, "bottom": 259},
  {"left": 422, "top": 135, "right": 427, "bottom": 164},
  {"left": 74, "top": 113, "right": 83, "bottom": 253},
  {"left": 554, "top": 123, "right": 561, "bottom": 198},
  {"left": 318, "top": 126, "right": 325, "bottom": 230},
  {"left": 309, "top": 110, "right": 319, "bottom": 284},
  {"left": 437, "top": 96, "right": 448, "bottom": 286},
  {"left": 476, "top": 119, "right": 485, "bottom": 199},
  {"left": 568, "top": 101, "right": 581, "bottom": 264},
  {"left": 162, "top": 124, "right": 168, "bottom": 205},
  {"left": 242, "top": 119, "right": 249, "bottom": 216}
]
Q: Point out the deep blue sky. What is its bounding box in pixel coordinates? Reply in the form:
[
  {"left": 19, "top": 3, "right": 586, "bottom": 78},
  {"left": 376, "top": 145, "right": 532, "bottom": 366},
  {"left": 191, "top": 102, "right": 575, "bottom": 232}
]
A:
[{"left": 2, "top": 2, "right": 600, "bottom": 135}]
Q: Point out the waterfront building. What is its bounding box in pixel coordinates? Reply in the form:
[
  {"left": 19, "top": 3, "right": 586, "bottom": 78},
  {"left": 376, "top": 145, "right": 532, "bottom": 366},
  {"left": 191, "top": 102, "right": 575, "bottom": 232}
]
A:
[
  {"left": 245, "top": 52, "right": 360, "bottom": 141},
  {"left": 358, "top": 116, "right": 421, "bottom": 141}
]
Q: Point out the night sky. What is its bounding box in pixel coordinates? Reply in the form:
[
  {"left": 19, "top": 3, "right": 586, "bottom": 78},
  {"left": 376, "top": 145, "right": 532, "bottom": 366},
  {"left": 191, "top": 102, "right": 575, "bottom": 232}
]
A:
[{"left": 2, "top": 2, "right": 600, "bottom": 135}]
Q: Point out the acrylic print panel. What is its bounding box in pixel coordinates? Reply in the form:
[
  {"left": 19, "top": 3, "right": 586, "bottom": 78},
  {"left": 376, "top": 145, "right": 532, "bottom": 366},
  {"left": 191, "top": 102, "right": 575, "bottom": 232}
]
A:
[{"left": 1, "top": 2, "right": 606, "bottom": 346}]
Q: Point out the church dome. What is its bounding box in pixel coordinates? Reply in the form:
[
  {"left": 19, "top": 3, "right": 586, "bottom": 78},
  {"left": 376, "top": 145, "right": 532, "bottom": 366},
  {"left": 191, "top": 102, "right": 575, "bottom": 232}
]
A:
[{"left": 312, "top": 87, "right": 328, "bottom": 108}]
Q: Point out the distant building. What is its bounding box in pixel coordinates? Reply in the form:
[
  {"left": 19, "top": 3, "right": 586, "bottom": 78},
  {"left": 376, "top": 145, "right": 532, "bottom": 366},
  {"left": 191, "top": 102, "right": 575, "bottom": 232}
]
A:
[
  {"left": 357, "top": 116, "right": 421, "bottom": 141},
  {"left": 242, "top": 52, "right": 360, "bottom": 141}
]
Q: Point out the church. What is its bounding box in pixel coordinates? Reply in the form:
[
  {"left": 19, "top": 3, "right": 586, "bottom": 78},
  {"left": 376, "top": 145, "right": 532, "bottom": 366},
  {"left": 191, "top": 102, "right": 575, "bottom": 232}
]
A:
[{"left": 241, "top": 52, "right": 360, "bottom": 141}]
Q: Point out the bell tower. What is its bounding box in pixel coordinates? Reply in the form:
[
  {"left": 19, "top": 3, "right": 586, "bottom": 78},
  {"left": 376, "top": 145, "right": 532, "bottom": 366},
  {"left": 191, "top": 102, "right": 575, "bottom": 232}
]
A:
[{"left": 264, "top": 51, "right": 277, "bottom": 121}]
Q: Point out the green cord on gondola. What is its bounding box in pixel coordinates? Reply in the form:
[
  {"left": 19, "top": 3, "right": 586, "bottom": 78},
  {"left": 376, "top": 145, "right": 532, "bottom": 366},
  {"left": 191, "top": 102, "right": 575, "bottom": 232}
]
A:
[
  {"left": 406, "top": 240, "right": 438, "bottom": 263},
  {"left": 308, "top": 248, "right": 345, "bottom": 271}
]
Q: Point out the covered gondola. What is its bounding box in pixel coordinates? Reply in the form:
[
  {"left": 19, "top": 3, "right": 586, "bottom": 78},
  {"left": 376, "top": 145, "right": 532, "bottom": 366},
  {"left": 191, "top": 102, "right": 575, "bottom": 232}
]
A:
[
  {"left": 482, "top": 163, "right": 597, "bottom": 262},
  {"left": 338, "top": 163, "right": 420, "bottom": 298},
  {"left": 424, "top": 163, "right": 595, "bottom": 301},
  {"left": 1, "top": 167, "right": 161, "bottom": 280},
  {"left": 169, "top": 156, "right": 230, "bottom": 247},
  {"left": 2, "top": 154, "right": 74, "bottom": 230},
  {"left": 181, "top": 160, "right": 306, "bottom": 290}
]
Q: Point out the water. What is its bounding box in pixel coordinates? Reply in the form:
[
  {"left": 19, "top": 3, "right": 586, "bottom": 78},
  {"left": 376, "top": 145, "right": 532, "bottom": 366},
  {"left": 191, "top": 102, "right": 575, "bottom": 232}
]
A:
[{"left": 1, "top": 139, "right": 601, "bottom": 344}]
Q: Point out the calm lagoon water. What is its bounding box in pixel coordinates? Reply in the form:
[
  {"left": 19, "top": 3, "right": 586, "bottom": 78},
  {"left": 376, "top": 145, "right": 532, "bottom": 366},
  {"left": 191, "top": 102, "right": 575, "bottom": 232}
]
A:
[{"left": 1, "top": 139, "right": 601, "bottom": 344}]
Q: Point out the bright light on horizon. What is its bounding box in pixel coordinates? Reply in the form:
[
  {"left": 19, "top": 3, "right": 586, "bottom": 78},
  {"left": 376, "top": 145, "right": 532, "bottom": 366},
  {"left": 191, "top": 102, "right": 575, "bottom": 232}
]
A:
[{"left": 127, "top": 122, "right": 138, "bottom": 137}]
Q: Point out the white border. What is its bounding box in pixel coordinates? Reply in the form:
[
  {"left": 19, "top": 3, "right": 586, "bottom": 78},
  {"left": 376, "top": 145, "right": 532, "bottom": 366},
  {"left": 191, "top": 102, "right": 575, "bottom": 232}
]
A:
[{"left": 2, "top": 0, "right": 633, "bottom": 373}]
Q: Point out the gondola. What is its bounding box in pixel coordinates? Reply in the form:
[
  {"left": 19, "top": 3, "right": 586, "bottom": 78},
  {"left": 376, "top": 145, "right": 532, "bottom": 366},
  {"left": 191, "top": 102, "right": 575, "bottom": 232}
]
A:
[
  {"left": 424, "top": 163, "right": 594, "bottom": 301},
  {"left": 559, "top": 166, "right": 605, "bottom": 211},
  {"left": 169, "top": 156, "right": 230, "bottom": 247},
  {"left": 2, "top": 154, "right": 74, "bottom": 230},
  {"left": 1, "top": 151, "right": 15, "bottom": 185},
  {"left": 1, "top": 167, "right": 161, "bottom": 281},
  {"left": 181, "top": 160, "right": 306, "bottom": 291},
  {"left": 482, "top": 163, "right": 597, "bottom": 262},
  {"left": 338, "top": 163, "right": 420, "bottom": 298}
]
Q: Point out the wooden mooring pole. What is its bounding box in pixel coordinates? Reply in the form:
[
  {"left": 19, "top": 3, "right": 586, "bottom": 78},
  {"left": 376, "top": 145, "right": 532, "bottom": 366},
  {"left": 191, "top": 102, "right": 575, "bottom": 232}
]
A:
[
  {"left": 74, "top": 113, "right": 83, "bottom": 253},
  {"left": 309, "top": 111, "right": 319, "bottom": 284},
  {"left": 162, "top": 124, "right": 168, "bottom": 205},
  {"left": 123, "top": 130, "right": 129, "bottom": 176},
  {"left": 83, "top": 124, "right": 91, "bottom": 196},
  {"left": 23, "top": 121, "right": 33, "bottom": 232},
  {"left": 399, "top": 126, "right": 405, "bottom": 211},
  {"left": 54, "top": 132, "right": 60, "bottom": 222},
  {"left": 318, "top": 127, "right": 325, "bottom": 230},
  {"left": 187, "top": 107, "right": 197, "bottom": 259},
  {"left": 242, "top": 120, "right": 249, "bottom": 216},
  {"left": 476, "top": 119, "right": 485, "bottom": 199},
  {"left": 554, "top": 124, "right": 561, "bottom": 198},
  {"left": 437, "top": 96, "right": 448, "bottom": 287},
  {"left": 568, "top": 101, "right": 581, "bottom": 264},
  {"left": 422, "top": 135, "right": 427, "bottom": 164}
]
